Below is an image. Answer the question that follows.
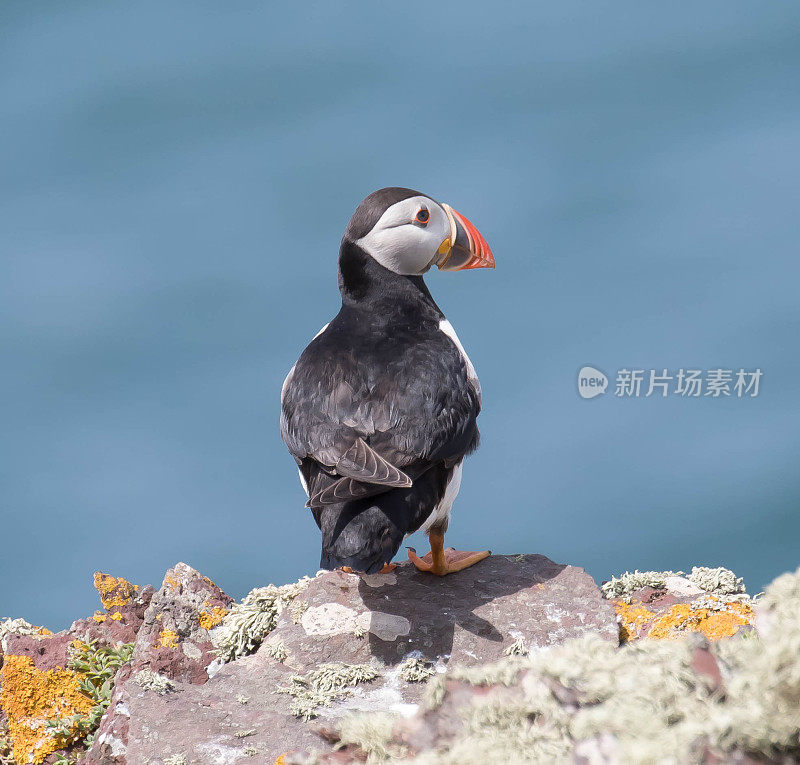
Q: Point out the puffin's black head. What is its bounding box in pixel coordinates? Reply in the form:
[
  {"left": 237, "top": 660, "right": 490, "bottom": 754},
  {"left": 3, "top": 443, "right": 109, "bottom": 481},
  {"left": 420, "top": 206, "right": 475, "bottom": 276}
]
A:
[{"left": 342, "top": 187, "right": 494, "bottom": 277}]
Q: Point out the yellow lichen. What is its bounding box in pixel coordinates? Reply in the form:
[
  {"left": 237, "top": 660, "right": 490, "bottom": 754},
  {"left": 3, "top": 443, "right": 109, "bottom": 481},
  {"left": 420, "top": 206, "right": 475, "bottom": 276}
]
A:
[
  {"left": 164, "top": 574, "right": 180, "bottom": 591},
  {"left": 615, "top": 598, "right": 753, "bottom": 642},
  {"left": 0, "top": 654, "right": 94, "bottom": 764},
  {"left": 92, "top": 611, "right": 107, "bottom": 624},
  {"left": 158, "top": 629, "right": 179, "bottom": 649},
  {"left": 615, "top": 601, "right": 656, "bottom": 643},
  {"left": 93, "top": 572, "right": 137, "bottom": 610},
  {"left": 649, "top": 601, "right": 753, "bottom": 641},
  {"left": 198, "top": 607, "right": 228, "bottom": 630},
  {"left": 109, "top": 612, "right": 123, "bottom": 622}
]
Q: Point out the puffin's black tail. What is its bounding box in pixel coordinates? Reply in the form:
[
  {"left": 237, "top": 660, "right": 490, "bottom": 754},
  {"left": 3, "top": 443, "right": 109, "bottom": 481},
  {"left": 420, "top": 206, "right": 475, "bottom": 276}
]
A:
[{"left": 316, "top": 465, "right": 449, "bottom": 574}]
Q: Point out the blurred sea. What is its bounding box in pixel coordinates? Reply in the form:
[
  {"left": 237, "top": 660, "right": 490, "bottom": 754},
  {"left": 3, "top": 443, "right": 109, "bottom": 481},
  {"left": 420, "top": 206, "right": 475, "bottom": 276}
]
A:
[{"left": 2, "top": 1, "right": 799, "bottom": 627}]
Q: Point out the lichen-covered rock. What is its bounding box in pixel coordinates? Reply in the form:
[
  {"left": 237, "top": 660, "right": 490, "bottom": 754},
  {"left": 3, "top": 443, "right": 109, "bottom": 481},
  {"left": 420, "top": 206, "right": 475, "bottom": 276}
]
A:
[
  {"left": 87, "top": 554, "right": 616, "bottom": 763},
  {"left": 69, "top": 573, "right": 154, "bottom": 646},
  {"left": 129, "top": 562, "right": 233, "bottom": 685},
  {"left": 604, "top": 569, "right": 756, "bottom": 642},
  {"left": 0, "top": 646, "right": 93, "bottom": 764},
  {"left": 292, "top": 566, "right": 800, "bottom": 765},
  {"left": 6, "top": 558, "right": 796, "bottom": 765},
  {"left": 0, "top": 576, "right": 148, "bottom": 765}
]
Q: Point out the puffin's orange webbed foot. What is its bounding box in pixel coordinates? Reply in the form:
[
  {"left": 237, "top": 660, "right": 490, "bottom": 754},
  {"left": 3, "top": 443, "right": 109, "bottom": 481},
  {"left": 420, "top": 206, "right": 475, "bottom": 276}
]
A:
[{"left": 407, "top": 544, "right": 490, "bottom": 576}]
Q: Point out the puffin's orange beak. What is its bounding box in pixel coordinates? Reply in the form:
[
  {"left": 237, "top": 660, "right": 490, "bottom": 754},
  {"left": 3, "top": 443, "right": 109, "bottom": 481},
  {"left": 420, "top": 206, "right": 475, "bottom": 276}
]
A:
[{"left": 437, "top": 204, "right": 495, "bottom": 271}]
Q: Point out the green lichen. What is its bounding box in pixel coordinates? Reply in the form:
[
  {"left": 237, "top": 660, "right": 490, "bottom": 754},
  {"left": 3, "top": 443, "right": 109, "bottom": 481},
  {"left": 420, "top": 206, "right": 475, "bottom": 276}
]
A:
[
  {"left": 398, "top": 657, "right": 435, "bottom": 683},
  {"left": 212, "top": 576, "right": 312, "bottom": 662},
  {"left": 277, "top": 662, "right": 379, "bottom": 720}
]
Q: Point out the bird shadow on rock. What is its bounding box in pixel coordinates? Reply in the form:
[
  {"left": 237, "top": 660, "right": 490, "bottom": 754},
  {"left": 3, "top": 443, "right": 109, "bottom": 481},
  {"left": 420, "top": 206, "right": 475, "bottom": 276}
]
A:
[{"left": 356, "top": 554, "right": 566, "bottom": 666}]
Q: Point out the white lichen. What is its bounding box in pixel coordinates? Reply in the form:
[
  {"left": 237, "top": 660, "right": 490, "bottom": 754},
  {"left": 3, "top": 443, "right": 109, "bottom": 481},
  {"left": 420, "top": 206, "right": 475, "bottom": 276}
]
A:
[
  {"left": 264, "top": 639, "right": 287, "bottom": 662},
  {"left": 277, "top": 662, "right": 379, "bottom": 720},
  {"left": 600, "top": 569, "right": 682, "bottom": 601},
  {"left": 337, "top": 711, "right": 400, "bottom": 761},
  {"left": 163, "top": 755, "right": 187, "bottom": 765},
  {"left": 212, "top": 576, "right": 312, "bottom": 662},
  {"left": 132, "top": 669, "right": 175, "bottom": 695},
  {"left": 503, "top": 637, "right": 529, "bottom": 657},
  {"left": 399, "top": 657, "right": 436, "bottom": 683},
  {"left": 338, "top": 566, "right": 800, "bottom": 764},
  {"left": 687, "top": 566, "right": 746, "bottom": 596},
  {"left": 0, "top": 617, "right": 44, "bottom": 652}
]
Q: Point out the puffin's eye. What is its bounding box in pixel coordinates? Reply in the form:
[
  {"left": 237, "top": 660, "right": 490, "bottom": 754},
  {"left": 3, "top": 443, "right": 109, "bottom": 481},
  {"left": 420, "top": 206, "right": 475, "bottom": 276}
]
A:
[{"left": 414, "top": 208, "right": 430, "bottom": 225}]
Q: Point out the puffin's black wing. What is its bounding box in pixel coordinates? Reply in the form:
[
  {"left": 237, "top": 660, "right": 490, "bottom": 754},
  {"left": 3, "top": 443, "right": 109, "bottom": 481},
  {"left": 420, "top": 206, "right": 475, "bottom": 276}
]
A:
[{"left": 280, "top": 316, "right": 480, "bottom": 510}]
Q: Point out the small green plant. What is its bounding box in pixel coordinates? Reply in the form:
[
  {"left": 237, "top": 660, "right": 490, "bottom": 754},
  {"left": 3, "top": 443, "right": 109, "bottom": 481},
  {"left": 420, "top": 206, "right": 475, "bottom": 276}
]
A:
[{"left": 45, "top": 640, "right": 135, "bottom": 753}]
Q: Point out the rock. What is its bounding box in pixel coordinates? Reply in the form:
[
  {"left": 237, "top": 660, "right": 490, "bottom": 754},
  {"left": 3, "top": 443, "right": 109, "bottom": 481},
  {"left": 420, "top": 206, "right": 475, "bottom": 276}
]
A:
[
  {"left": 611, "top": 584, "right": 755, "bottom": 642},
  {"left": 70, "top": 573, "right": 155, "bottom": 646},
  {"left": 88, "top": 554, "right": 616, "bottom": 763},
  {"left": 82, "top": 564, "right": 234, "bottom": 765},
  {"left": 130, "top": 562, "right": 233, "bottom": 685},
  {"left": 5, "top": 559, "right": 800, "bottom": 764}
]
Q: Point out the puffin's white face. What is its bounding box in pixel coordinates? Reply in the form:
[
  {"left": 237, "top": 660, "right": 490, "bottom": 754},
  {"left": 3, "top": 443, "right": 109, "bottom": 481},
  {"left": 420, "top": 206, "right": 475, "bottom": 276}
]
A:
[{"left": 355, "top": 195, "right": 494, "bottom": 276}]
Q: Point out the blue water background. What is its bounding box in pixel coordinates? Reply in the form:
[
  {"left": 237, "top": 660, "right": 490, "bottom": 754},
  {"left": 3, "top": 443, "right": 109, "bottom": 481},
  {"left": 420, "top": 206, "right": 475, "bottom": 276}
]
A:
[{"left": 2, "top": 2, "right": 799, "bottom": 627}]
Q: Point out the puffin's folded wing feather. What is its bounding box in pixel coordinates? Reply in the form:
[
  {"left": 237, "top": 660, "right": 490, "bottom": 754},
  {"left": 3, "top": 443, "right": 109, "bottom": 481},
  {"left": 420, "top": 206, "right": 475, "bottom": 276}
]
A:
[
  {"left": 335, "top": 437, "right": 412, "bottom": 488},
  {"left": 311, "top": 477, "right": 379, "bottom": 508}
]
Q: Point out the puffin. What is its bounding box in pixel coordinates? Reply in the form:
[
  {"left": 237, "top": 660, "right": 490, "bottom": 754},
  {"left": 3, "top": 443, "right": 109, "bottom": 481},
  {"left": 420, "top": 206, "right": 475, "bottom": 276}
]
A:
[{"left": 280, "top": 187, "right": 494, "bottom": 575}]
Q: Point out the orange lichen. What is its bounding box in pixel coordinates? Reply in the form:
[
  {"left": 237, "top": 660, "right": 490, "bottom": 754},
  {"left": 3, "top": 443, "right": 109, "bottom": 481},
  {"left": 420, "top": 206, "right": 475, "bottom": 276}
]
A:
[
  {"left": 0, "top": 654, "right": 93, "bottom": 764},
  {"left": 164, "top": 574, "right": 180, "bottom": 591},
  {"left": 198, "top": 606, "right": 228, "bottom": 630},
  {"left": 615, "top": 597, "right": 754, "bottom": 642},
  {"left": 649, "top": 601, "right": 753, "bottom": 641},
  {"left": 274, "top": 756, "right": 288, "bottom": 765},
  {"left": 93, "top": 572, "right": 138, "bottom": 611},
  {"left": 615, "top": 601, "right": 656, "bottom": 643},
  {"left": 158, "top": 629, "right": 179, "bottom": 649}
]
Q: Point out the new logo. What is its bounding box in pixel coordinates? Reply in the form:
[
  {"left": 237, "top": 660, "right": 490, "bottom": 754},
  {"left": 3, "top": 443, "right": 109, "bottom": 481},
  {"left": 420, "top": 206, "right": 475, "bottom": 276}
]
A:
[{"left": 578, "top": 366, "right": 608, "bottom": 399}]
